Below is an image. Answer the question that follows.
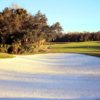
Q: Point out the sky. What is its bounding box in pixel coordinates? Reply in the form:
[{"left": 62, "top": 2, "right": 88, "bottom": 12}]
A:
[{"left": 0, "top": 0, "right": 100, "bottom": 32}]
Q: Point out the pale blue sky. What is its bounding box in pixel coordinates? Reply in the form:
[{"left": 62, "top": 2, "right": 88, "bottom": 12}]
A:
[{"left": 0, "top": 0, "right": 100, "bottom": 32}]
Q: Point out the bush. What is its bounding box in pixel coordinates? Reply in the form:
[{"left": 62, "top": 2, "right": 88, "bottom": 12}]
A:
[
  {"left": 0, "top": 44, "right": 10, "bottom": 53},
  {"left": 17, "top": 44, "right": 35, "bottom": 54},
  {"left": 0, "top": 43, "right": 46, "bottom": 54}
]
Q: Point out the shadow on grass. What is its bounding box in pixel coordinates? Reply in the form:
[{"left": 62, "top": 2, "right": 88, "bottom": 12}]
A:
[{"left": 60, "top": 46, "right": 100, "bottom": 49}]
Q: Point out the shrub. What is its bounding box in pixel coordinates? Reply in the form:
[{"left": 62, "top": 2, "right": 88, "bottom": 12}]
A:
[{"left": 0, "top": 44, "right": 10, "bottom": 53}]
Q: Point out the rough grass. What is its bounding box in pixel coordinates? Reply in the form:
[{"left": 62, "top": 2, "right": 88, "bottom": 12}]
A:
[
  {"left": 49, "top": 41, "right": 100, "bottom": 57},
  {"left": 0, "top": 53, "right": 14, "bottom": 58}
]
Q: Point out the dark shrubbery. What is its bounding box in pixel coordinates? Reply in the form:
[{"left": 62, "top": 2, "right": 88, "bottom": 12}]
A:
[{"left": 53, "top": 32, "right": 100, "bottom": 42}]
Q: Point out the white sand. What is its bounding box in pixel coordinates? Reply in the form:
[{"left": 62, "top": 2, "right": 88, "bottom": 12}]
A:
[{"left": 0, "top": 53, "right": 100, "bottom": 99}]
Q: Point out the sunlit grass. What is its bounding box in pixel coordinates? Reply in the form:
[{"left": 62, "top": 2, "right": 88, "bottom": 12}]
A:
[
  {"left": 49, "top": 41, "right": 100, "bottom": 57},
  {"left": 0, "top": 53, "right": 14, "bottom": 58}
]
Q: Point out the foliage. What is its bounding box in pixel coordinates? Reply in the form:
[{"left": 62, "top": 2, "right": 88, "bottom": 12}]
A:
[
  {"left": 54, "top": 32, "right": 100, "bottom": 42},
  {"left": 0, "top": 44, "right": 10, "bottom": 53},
  {"left": 0, "top": 7, "right": 63, "bottom": 54}
]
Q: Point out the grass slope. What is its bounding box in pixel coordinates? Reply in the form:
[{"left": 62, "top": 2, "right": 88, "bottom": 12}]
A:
[
  {"left": 0, "top": 53, "right": 14, "bottom": 58},
  {"left": 49, "top": 41, "right": 100, "bottom": 57}
]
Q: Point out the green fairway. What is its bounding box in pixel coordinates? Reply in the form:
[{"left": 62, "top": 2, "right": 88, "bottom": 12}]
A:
[
  {"left": 0, "top": 53, "right": 14, "bottom": 58},
  {"left": 49, "top": 41, "right": 100, "bottom": 57}
]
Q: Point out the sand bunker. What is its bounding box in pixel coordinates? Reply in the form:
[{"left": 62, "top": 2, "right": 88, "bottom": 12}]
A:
[{"left": 0, "top": 53, "right": 100, "bottom": 99}]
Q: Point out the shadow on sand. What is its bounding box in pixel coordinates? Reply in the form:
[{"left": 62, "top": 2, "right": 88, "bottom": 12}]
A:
[{"left": 0, "top": 98, "right": 66, "bottom": 100}]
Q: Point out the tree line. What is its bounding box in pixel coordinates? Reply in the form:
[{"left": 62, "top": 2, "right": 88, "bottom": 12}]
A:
[
  {"left": 53, "top": 32, "right": 100, "bottom": 42},
  {"left": 0, "top": 7, "right": 63, "bottom": 54}
]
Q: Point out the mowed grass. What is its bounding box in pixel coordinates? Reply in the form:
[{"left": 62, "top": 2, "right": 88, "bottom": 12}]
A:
[
  {"left": 49, "top": 41, "right": 100, "bottom": 57},
  {"left": 0, "top": 53, "right": 14, "bottom": 58}
]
